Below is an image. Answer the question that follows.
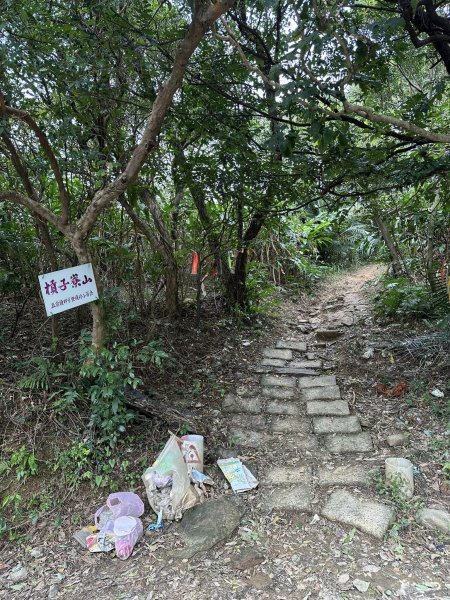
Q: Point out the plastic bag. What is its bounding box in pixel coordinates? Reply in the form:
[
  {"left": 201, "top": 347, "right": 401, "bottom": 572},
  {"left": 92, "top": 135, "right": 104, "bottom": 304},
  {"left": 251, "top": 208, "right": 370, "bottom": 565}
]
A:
[
  {"left": 95, "top": 492, "right": 144, "bottom": 529},
  {"left": 142, "top": 435, "right": 199, "bottom": 521}
]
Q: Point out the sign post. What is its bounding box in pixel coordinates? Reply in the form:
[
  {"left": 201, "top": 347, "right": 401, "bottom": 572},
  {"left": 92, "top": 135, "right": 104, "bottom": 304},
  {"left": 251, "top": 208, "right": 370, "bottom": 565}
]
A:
[{"left": 38, "top": 263, "right": 99, "bottom": 317}]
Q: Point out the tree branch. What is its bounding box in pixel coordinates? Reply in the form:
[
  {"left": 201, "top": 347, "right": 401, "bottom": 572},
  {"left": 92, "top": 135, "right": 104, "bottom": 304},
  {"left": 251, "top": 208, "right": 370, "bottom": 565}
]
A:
[
  {"left": 214, "top": 17, "right": 281, "bottom": 90},
  {"left": 0, "top": 91, "right": 70, "bottom": 225},
  {"left": 75, "top": 0, "right": 235, "bottom": 241},
  {"left": 342, "top": 102, "right": 450, "bottom": 143},
  {"left": 0, "top": 189, "right": 67, "bottom": 232}
]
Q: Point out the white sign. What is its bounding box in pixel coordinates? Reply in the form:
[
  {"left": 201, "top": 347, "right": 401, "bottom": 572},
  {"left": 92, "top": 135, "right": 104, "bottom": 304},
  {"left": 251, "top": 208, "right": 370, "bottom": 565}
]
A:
[{"left": 38, "top": 263, "right": 99, "bottom": 316}]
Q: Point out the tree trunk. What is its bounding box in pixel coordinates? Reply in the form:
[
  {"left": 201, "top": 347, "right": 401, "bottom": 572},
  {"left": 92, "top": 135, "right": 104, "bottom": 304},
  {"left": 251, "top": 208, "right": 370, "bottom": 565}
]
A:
[
  {"left": 165, "top": 262, "right": 179, "bottom": 318},
  {"left": 426, "top": 195, "right": 440, "bottom": 293},
  {"left": 372, "top": 208, "right": 409, "bottom": 278},
  {"left": 233, "top": 249, "right": 248, "bottom": 308},
  {"left": 121, "top": 195, "right": 180, "bottom": 318},
  {"left": 71, "top": 235, "right": 106, "bottom": 350}
]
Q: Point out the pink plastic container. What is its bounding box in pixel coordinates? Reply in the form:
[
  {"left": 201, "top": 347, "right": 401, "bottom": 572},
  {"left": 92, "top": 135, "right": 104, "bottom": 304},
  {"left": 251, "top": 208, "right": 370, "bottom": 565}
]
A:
[{"left": 114, "top": 516, "right": 143, "bottom": 560}]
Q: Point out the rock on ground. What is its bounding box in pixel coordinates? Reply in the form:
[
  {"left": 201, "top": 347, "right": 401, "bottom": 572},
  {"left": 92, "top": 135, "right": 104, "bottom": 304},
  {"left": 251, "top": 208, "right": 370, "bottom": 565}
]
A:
[
  {"left": 386, "top": 433, "right": 408, "bottom": 447},
  {"left": 174, "top": 496, "right": 245, "bottom": 559},
  {"left": 416, "top": 507, "right": 450, "bottom": 534}
]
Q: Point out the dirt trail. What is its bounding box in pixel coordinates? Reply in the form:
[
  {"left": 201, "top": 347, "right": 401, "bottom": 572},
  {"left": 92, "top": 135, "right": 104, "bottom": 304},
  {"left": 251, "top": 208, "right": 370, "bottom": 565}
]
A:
[{"left": 1, "top": 264, "right": 449, "bottom": 600}]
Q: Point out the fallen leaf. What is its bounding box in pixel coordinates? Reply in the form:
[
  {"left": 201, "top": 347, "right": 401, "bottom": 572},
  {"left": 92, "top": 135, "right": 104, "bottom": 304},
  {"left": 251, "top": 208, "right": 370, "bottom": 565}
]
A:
[
  {"left": 415, "top": 582, "right": 440, "bottom": 591},
  {"left": 342, "top": 528, "right": 357, "bottom": 544},
  {"left": 353, "top": 579, "right": 370, "bottom": 593}
]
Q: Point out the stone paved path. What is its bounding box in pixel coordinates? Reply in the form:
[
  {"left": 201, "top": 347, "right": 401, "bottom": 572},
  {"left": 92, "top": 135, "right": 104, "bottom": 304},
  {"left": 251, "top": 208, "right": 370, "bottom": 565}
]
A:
[{"left": 223, "top": 281, "right": 396, "bottom": 540}]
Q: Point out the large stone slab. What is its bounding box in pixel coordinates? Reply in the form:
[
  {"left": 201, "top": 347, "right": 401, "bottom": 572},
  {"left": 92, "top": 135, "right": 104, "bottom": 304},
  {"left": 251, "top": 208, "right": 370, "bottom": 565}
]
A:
[
  {"left": 263, "top": 348, "right": 293, "bottom": 360},
  {"left": 317, "top": 464, "right": 371, "bottom": 486},
  {"left": 299, "top": 375, "right": 337, "bottom": 388},
  {"left": 321, "top": 490, "right": 395, "bottom": 539},
  {"left": 230, "top": 414, "right": 266, "bottom": 432},
  {"left": 261, "top": 374, "right": 296, "bottom": 388},
  {"left": 261, "top": 358, "right": 286, "bottom": 367},
  {"left": 291, "top": 360, "right": 323, "bottom": 369},
  {"left": 280, "top": 435, "right": 319, "bottom": 451},
  {"left": 316, "top": 329, "right": 343, "bottom": 342},
  {"left": 307, "top": 400, "right": 350, "bottom": 416},
  {"left": 264, "top": 466, "right": 312, "bottom": 485},
  {"left": 313, "top": 416, "right": 361, "bottom": 435},
  {"left": 302, "top": 386, "right": 341, "bottom": 401},
  {"left": 222, "top": 394, "right": 262, "bottom": 414},
  {"left": 271, "top": 416, "right": 311, "bottom": 433},
  {"left": 324, "top": 432, "right": 373, "bottom": 454},
  {"left": 262, "top": 386, "right": 296, "bottom": 400},
  {"left": 174, "top": 496, "right": 245, "bottom": 558},
  {"left": 263, "top": 482, "right": 313, "bottom": 512},
  {"left": 267, "top": 401, "right": 301, "bottom": 416},
  {"left": 229, "top": 428, "right": 269, "bottom": 447},
  {"left": 276, "top": 340, "right": 307, "bottom": 352}
]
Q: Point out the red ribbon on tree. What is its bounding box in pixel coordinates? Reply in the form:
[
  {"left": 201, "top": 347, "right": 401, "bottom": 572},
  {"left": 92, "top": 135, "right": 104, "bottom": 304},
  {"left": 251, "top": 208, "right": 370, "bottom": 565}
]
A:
[{"left": 191, "top": 251, "right": 199, "bottom": 275}]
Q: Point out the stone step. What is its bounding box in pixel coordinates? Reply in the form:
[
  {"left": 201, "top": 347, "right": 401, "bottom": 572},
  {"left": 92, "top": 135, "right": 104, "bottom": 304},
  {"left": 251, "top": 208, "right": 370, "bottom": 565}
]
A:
[
  {"left": 262, "top": 386, "right": 296, "bottom": 400},
  {"left": 324, "top": 432, "right": 373, "bottom": 454},
  {"left": 316, "top": 329, "right": 343, "bottom": 342},
  {"left": 291, "top": 360, "right": 323, "bottom": 369},
  {"left": 302, "top": 386, "right": 341, "bottom": 401},
  {"left": 263, "top": 482, "right": 313, "bottom": 512},
  {"left": 276, "top": 340, "right": 307, "bottom": 352},
  {"left": 223, "top": 394, "right": 262, "bottom": 414},
  {"left": 321, "top": 490, "right": 395, "bottom": 539},
  {"left": 267, "top": 400, "right": 302, "bottom": 416},
  {"left": 317, "top": 463, "right": 371, "bottom": 486},
  {"left": 261, "top": 374, "right": 297, "bottom": 388},
  {"left": 229, "top": 428, "right": 269, "bottom": 447},
  {"left": 261, "top": 358, "right": 286, "bottom": 367},
  {"left": 236, "top": 385, "right": 258, "bottom": 397},
  {"left": 272, "top": 367, "right": 320, "bottom": 376},
  {"left": 313, "top": 416, "right": 361, "bottom": 435},
  {"left": 271, "top": 416, "right": 311, "bottom": 434},
  {"left": 230, "top": 414, "right": 267, "bottom": 432},
  {"left": 230, "top": 428, "right": 318, "bottom": 451},
  {"left": 299, "top": 375, "right": 337, "bottom": 388},
  {"left": 263, "top": 348, "right": 293, "bottom": 360},
  {"left": 307, "top": 400, "right": 350, "bottom": 416},
  {"left": 264, "top": 466, "right": 312, "bottom": 485}
]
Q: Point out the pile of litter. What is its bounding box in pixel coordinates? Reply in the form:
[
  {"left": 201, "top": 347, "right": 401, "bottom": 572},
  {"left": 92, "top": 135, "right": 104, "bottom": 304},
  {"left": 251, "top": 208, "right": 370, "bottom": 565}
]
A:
[{"left": 74, "top": 433, "right": 257, "bottom": 560}]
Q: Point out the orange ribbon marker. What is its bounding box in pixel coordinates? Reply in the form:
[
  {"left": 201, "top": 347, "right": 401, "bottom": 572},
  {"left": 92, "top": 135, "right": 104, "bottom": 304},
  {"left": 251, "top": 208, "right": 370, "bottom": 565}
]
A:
[{"left": 191, "top": 251, "right": 199, "bottom": 275}]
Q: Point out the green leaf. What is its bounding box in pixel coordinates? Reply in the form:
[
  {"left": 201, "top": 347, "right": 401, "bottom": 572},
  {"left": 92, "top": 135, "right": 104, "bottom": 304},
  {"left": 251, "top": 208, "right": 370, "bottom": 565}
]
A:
[{"left": 342, "top": 527, "right": 357, "bottom": 544}]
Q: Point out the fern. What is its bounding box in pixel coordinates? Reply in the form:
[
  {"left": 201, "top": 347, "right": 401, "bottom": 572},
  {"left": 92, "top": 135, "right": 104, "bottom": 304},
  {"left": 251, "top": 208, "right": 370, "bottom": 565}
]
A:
[{"left": 18, "top": 357, "right": 63, "bottom": 391}]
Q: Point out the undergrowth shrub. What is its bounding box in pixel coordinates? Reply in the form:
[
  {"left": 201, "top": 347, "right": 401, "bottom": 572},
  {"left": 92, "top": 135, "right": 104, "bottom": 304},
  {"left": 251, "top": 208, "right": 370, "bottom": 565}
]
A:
[
  {"left": 79, "top": 334, "right": 169, "bottom": 449},
  {"left": 375, "top": 278, "right": 445, "bottom": 320}
]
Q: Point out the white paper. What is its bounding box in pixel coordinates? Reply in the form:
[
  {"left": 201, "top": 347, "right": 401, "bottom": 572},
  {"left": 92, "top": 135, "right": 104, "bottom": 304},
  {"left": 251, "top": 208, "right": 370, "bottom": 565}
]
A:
[
  {"left": 217, "top": 458, "right": 258, "bottom": 493},
  {"left": 38, "top": 263, "right": 99, "bottom": 316}
]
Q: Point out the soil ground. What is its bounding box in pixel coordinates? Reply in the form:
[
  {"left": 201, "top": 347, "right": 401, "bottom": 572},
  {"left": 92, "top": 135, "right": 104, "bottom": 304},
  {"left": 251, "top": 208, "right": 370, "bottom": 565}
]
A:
[{"left": 1, "top": 264, "right": 449, "bottom": 599}]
